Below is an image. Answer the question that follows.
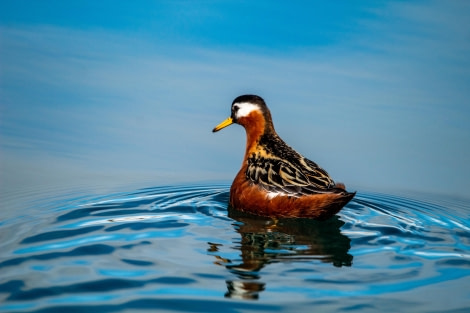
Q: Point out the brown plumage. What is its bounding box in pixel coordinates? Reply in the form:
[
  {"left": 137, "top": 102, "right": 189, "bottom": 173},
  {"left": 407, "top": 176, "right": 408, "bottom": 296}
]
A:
[{"left": 213, "top": 94, "right": 355, "bottom": 220}]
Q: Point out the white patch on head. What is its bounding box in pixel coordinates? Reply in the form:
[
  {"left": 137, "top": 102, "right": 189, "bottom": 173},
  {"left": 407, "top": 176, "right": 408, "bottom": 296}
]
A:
[{"left": 233, "top": 102, "right": 261, "bottom": 119}]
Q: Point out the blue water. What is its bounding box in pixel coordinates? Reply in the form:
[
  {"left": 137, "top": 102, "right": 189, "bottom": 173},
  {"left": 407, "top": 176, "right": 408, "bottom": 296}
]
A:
[{"left": 1, "top": 183, "right": 469, "bottom": 312}]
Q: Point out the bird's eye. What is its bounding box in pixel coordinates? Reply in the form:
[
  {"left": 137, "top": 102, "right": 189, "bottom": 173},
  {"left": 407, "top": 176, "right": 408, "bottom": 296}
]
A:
[{"left": 233, "top": 105, "right": 239, "bottom": 112}]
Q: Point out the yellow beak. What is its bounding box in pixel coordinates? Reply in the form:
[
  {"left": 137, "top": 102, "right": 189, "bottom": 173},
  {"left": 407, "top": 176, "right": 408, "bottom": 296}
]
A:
[{"left": 212, "top": 117, "right": 234, "bottom": 132}]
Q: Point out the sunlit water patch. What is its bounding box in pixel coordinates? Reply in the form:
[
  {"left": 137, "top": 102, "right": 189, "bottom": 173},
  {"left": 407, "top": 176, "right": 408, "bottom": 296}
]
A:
[{"left": 0, "top": 184, "right": 469, "bottom": 312}]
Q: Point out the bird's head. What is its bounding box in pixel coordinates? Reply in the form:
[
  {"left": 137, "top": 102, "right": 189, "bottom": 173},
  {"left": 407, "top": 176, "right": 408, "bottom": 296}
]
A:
[{"left": 212, "top": 95, "right": 275, "bottom": 135}]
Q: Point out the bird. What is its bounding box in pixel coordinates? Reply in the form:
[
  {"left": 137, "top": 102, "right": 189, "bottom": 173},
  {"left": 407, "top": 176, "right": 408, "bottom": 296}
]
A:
[{"left": 212, "top": 94, "right": 355, "bottom": 220}]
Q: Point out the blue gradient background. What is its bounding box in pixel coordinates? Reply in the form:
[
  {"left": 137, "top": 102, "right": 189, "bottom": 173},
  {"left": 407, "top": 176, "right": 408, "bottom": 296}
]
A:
[{"left": 1, "top": 1, "right": 469, "bottom": 197}]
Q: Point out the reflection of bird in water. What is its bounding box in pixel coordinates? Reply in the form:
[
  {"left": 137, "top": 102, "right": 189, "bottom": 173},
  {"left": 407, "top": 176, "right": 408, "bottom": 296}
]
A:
[
  {"left": 213, "top": 94, "right": 355, "bottom": 220},
  {"left": 208, "top": 208, "right": 353, "bottom": 299}
]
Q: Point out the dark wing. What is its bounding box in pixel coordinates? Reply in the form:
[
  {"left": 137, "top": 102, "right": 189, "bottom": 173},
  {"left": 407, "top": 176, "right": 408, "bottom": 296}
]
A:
[
  {"left": 246, "top": 154, "right": 337, "bottom": 197},
  {"left": 301, "top": 157, "right": 336, "bottom": 189}
]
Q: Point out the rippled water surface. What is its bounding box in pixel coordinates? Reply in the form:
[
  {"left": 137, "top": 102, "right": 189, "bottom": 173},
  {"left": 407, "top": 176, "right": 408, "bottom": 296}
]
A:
[{"left": 1, "top": 183, "right": 469, "bottom": 312}]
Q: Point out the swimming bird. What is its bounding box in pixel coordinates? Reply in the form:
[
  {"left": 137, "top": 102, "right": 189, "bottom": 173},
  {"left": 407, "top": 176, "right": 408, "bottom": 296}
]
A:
[{"left": 212, "top": 95, "right": 355, "bottom": 220}]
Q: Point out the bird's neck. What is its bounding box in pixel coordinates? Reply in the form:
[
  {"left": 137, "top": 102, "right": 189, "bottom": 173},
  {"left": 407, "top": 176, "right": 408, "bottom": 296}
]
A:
[{"left": 239, "top": 114, "right": 275, "bottom": 162}]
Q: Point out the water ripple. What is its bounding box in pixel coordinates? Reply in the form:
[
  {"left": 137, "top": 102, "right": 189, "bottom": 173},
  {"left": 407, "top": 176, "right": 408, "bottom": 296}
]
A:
[{"left": 0, "top": 184, "right": 469, "bottom": 312}]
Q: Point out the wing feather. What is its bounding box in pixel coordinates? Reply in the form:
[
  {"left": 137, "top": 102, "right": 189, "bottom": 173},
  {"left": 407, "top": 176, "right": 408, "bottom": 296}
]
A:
[{"left": 246, "top": 153, "right": 336, "bottom": 197}]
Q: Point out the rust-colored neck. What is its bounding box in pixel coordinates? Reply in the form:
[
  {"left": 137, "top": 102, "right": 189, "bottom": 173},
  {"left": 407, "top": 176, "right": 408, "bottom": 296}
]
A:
[{"left": 237, "top": 111, "right": 274, "bottom": 161}]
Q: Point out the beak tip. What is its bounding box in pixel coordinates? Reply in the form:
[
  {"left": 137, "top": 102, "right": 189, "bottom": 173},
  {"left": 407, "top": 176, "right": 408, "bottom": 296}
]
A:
[{"left": 212, "top": 117, "right": 233, "bottom": 133}]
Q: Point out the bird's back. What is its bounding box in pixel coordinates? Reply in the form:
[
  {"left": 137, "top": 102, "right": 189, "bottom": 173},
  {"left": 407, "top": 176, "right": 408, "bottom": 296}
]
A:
[{"left": 245, "top": 133, "right": 342, "bottom": 197}]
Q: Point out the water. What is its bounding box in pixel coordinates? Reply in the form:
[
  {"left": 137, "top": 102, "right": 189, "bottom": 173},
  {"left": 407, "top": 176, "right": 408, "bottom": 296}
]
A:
[{"left": 1, "top": 183, "right": 469, "bottom": 312}]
